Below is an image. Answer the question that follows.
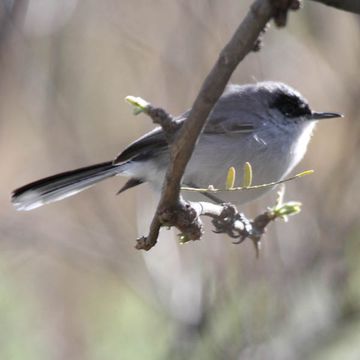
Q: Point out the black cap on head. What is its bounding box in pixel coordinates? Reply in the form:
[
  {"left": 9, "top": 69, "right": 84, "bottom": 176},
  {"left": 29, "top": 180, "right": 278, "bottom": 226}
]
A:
[
  {"left": 268, "top": 85, "right": 343, "bottom": 121},
  {"left": 270, "top": 92, "right": 311, "bottom": 118}
]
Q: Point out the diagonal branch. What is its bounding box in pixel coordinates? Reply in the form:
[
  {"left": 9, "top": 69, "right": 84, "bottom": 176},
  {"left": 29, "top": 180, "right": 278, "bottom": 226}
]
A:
[
  {"left": 137, "top": 0, "right": 306, "bottom": 251},
  {"left": 137, "top": 0, "right": 277, "bottom": 250},
  {"left": 160, "top": 0, "right": 274, "bottom": 207},
  {"left": 133, "top": 0, "right": 353, "bottom": 251}
]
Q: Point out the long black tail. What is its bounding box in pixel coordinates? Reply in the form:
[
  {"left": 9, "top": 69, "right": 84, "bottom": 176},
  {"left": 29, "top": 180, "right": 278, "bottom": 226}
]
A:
[{"left": 12, "top": 161, "right": 122, "bottom": 211}]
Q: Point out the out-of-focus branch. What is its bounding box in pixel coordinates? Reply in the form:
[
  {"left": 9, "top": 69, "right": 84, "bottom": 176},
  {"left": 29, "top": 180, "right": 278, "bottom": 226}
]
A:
[
  {"left": 0, "top": 0, "right": 28, "bottom": 55},
  {"left": 136, "top": 0, "right": 300, "bottom": 251},
  {"left": 309, "top": 0, "right": 360, "bottom": 14}
]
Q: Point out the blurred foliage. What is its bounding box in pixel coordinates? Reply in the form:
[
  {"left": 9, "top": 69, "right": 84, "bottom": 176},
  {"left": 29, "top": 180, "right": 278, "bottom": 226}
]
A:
[{"left": 0, "top": 0, "right": 360, "bottom": 359}]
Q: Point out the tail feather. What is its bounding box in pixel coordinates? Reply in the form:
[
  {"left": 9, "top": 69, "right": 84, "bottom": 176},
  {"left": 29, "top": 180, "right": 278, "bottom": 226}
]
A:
[{"left": 12, "top": 161, "right": 121, "bottom": 211}]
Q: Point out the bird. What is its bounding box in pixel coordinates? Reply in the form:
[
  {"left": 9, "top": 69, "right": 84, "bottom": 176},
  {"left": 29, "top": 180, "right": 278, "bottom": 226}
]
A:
[{"left": 11, "top": 81, "right": 342, "bottom": 211}]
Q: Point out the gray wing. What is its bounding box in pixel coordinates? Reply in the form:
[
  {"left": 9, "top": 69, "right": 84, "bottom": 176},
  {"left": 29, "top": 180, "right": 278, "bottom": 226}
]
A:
[
  {"left": 204, "top": 115, "right": 254, "bottom": 134},
  {"left": 204, "top": 88, "right": 256, "bottom": 135},
  {"left": 114, "top": 100, "right": 255, "bottom": 164},
  {"left": 113, "top": 112, "right": 189, "bottom": 164},
  {"left": 114, "top": 127, "right": 168, "bottom": 164}
]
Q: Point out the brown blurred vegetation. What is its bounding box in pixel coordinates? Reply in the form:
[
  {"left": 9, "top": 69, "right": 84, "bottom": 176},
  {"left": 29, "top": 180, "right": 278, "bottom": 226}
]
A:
[{"left": 0, "top": 1, "right": 360, "bottom": 359}]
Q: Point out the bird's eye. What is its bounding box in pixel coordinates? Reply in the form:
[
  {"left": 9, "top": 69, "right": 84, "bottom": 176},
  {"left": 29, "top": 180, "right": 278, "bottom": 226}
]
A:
[
  {"left": 271, "top": 93, "right": 311, "bottom": 118},
  {"left": 279, "top": 103, "right": 295, "bottom": 117}
]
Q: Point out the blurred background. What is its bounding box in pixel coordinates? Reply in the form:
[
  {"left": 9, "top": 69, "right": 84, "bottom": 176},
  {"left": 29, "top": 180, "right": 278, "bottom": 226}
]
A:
[{"left": 0, "top": 0, "right": 359, "bottom": 359}]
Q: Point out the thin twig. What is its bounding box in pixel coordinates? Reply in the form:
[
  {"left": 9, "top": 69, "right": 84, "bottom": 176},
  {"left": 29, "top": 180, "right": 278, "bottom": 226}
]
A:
[{"left": 181, "top": 170, "right": 314, "bottom": 193}]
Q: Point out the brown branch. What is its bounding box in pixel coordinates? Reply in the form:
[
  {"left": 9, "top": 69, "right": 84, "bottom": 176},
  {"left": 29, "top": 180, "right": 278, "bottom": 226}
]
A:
[
  {"left": 192, "top": 202, "right": 277, "bottom": 257},
  {"left": 309, "top": 0, "right": 360, "bottom": 14},
  {"left": 137, "top": 0, "right": 299, "bottom": 251},
  {"left": 145, "top": 106, "right": 180, "bottom": 143},
  {"left": 136, "top": 199, "right": 279, "bottom": 256},
  {"left": 0, "top": 0, "right": 28, "bottom": 57},
  {"left": 163, "top": 0, "right": 273, "bottom": 203}
]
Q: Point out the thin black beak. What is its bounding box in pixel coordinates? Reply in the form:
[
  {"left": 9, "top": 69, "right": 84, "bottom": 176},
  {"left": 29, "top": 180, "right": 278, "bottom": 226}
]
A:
[{"left": 309, "top": 111, "right": 343, "bottom": 120}]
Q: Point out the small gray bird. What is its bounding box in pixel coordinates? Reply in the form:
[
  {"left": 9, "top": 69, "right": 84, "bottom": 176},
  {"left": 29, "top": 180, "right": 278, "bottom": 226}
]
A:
[{"left": 11, "top": 81, "right": 341, "bottom": 211}]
